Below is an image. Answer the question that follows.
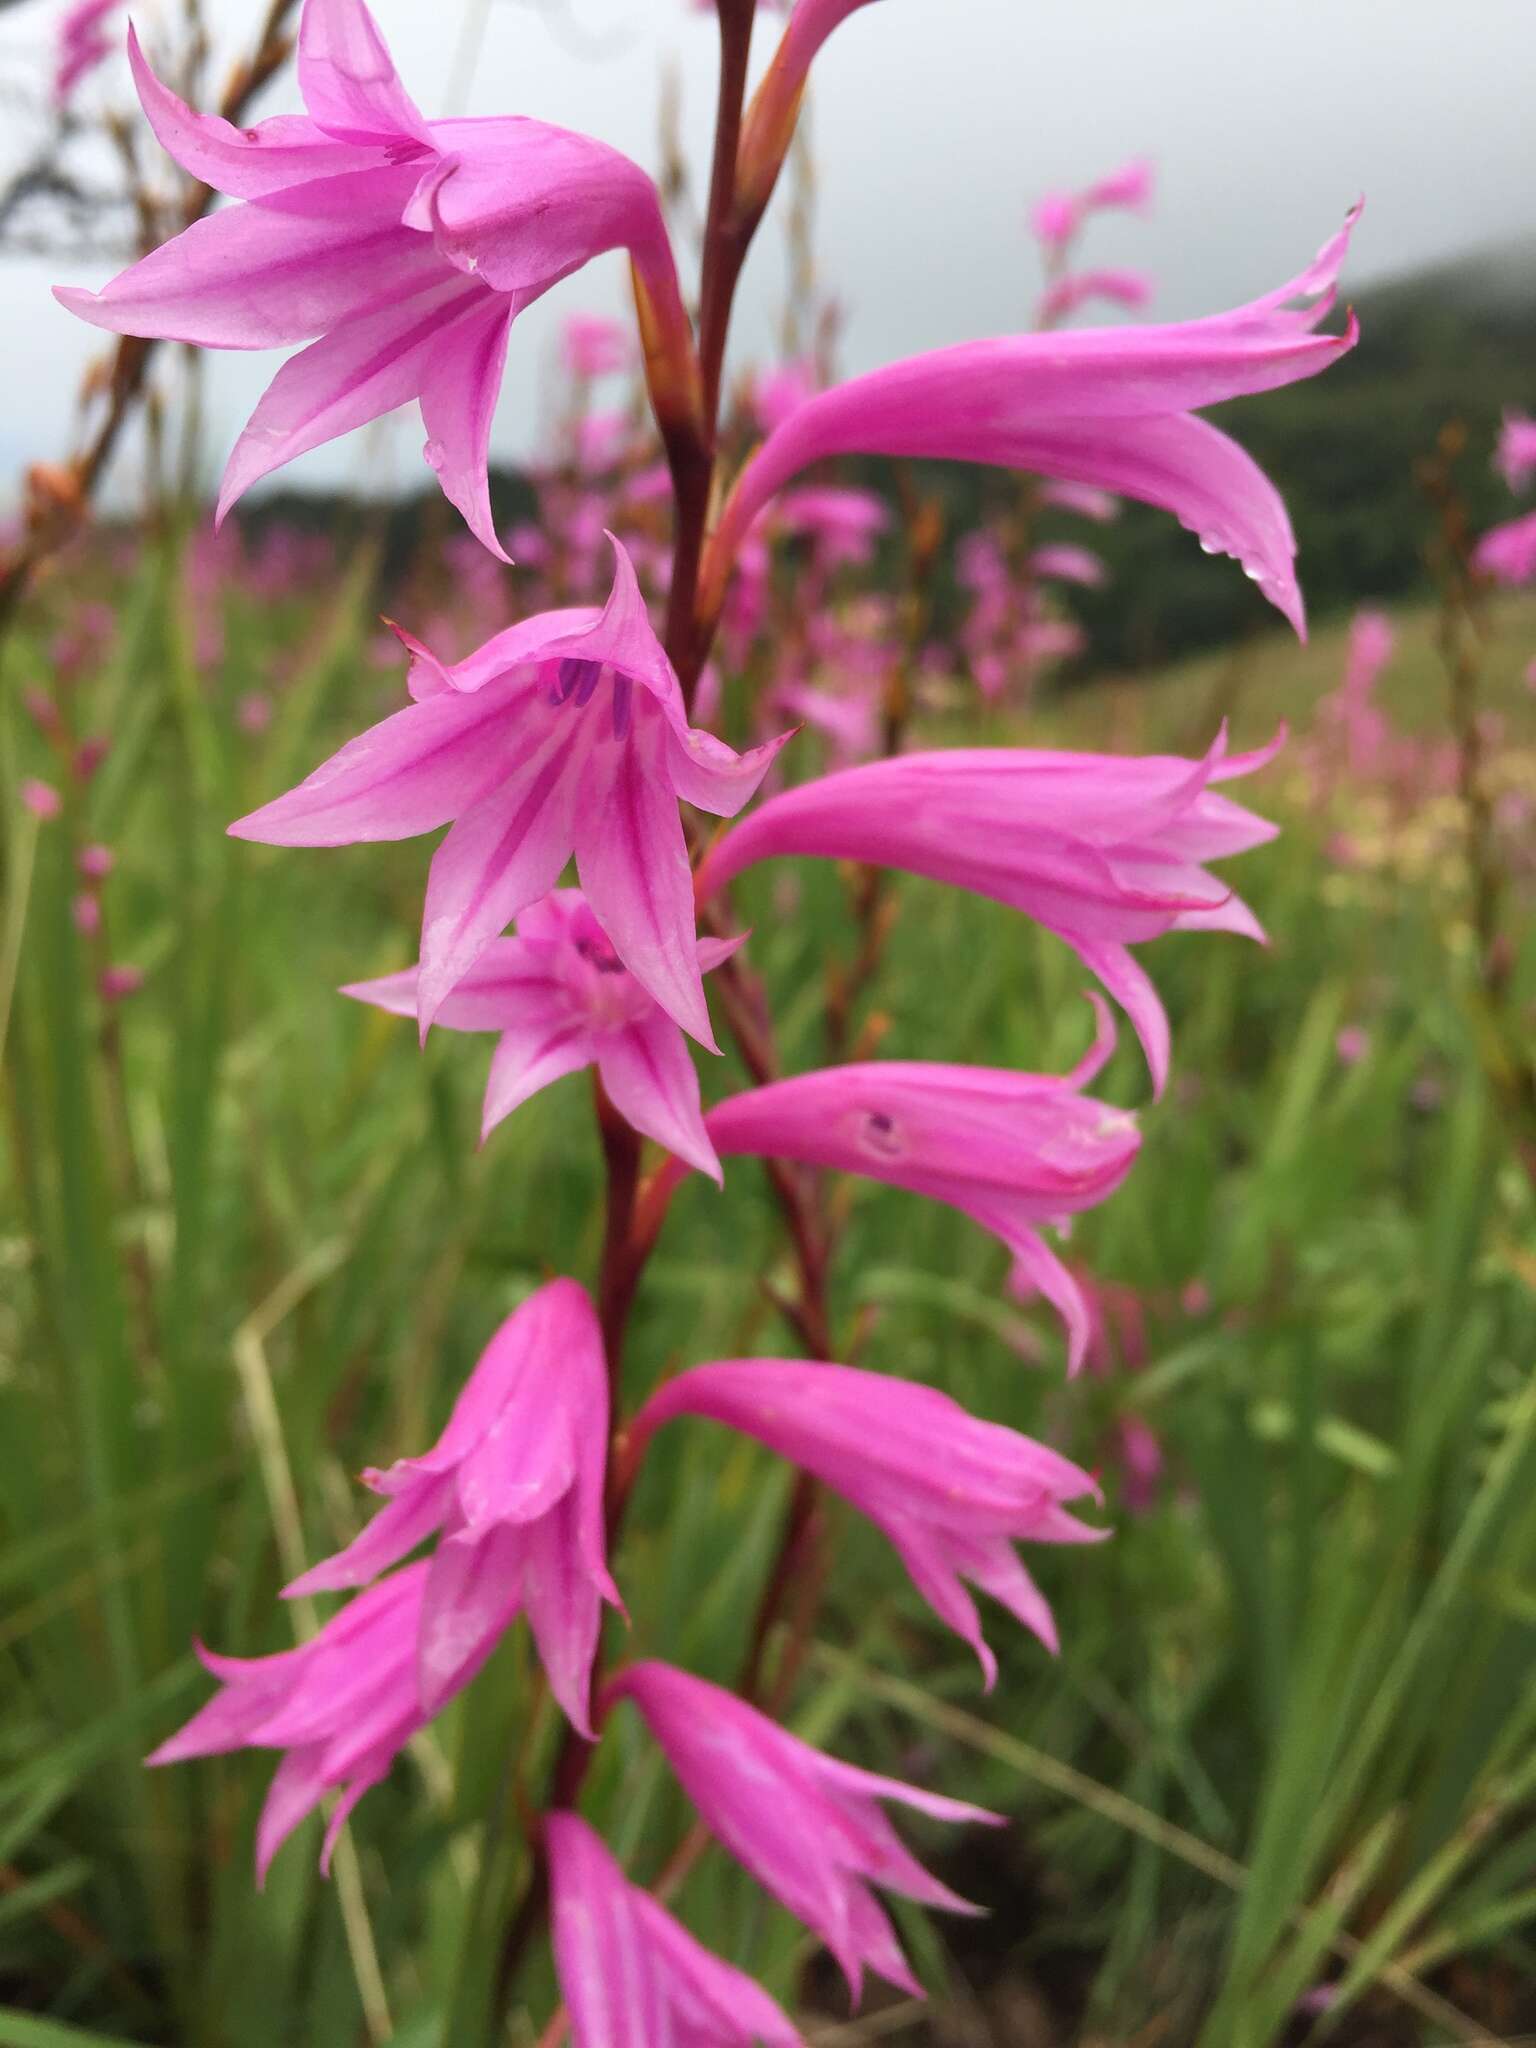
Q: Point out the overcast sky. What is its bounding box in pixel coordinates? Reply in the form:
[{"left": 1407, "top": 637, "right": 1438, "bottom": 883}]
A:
[{"left": 2, "top": 0, "right": 1533, "bottom": 503}]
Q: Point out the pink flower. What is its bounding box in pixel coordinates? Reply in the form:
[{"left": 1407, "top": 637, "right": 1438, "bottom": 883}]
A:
[
  {"left": 283, "top": 1280, "right": 618, "bottom": 1733},
  {"left": 775, "top": 485, "right": 889, "bottom": 568},
  {"left": 1037, "top": 269, "right": 1152, "bottom": 327},
  {"left": 55, "top": 0, "right": 690, "bottom": 560},
  {"left": 19, "top": 778, "right": 61, "bottom": 820},
  {"left": 546, "top": 1812, "right": 803, "bottom": 2048},
  {"left": 633, "top": 1359, "right": 1104, "bottom": 1683},
  {"left": 701, "top": 1006, "right": 1139, "bottom": 1372},
  {"left": 1028, "top": 542, "right": 1106, "bottom": 587},
  {"left": 1343, "top": 608, "right": 1394, "bottom": 699},
  {"left": 1030, "top": 191, "right": 1080, "bottom": 252},
  {"left": 1039, "top": 480, "right": 1119, "bottom": 522},
  {"left": 99, "top": 964, "right": 144, "bottom": 1001},
  {"left": 697, "top": 730, "right": 1280, "bottom": 1096},
  {"left": 72, "top": 893, "right": 102, "bottom": 936},
  {"left": 53, "top": 0, "right": 123, "bottom": 108},
  {"left": 149, "top": 1564, "right": 471, "bottom": 1882},
  {"left": 230, "top": 539, "right": 787, "bottom": 1047},
  {"left": 1336, "top": 1025, "right": 1370, "bottom": 1066},
  {"left": 77, "top": 843, "right": 114, "bottom": 880},
  {"left": 605, "top": 1660, "right": 999, "bottom": 2001},
  {"left": 708, "top": 209, "right": 1361, "bottom": 635},
  {"left": 1474, "top": 509, "right": 1536, "bottom": 588},
  {"left": 749, "top": 358, "right": 821, "bottom": 435},
  {"left": 1495, "top": 410, "right": 1536, "bottom": 496},
  {"left": 344, "top": 889, "right": 738, "bottom": 1176},
  {"left": 1084, "top": 156, "right": 1154, "bottom": 214},
  {"left": 562, "top": 313, "right": 631, "bottom": 381}
]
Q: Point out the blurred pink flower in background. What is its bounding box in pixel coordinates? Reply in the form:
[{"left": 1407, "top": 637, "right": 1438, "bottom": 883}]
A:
[
  {"left": 1494, "top": 410, "right": 1536, "bottom": 495},
  {"left": 20, "top": 778, "right": 61, "bottom": 820}
]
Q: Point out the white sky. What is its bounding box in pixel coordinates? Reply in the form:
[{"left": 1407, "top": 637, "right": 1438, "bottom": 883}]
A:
[{"left": 1, "top": 0, "right": 1533, "bottom": 503}]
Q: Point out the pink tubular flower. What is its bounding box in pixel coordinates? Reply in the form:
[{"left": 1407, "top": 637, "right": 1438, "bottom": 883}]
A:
[
  {"left": 1028, "top": 542, "right": 1107, "bottom": 587},
  {"left": 54, "top": 0, "right": 690, "bottom": 560},
  {"left": 1037, "top": 269, "right": 1152, "bottom": 328},
  {"left": 547, "top": 1812, "right": 803, "bottom": 2048},
  {"left": 19, "top": 778, "right": 61, "bottom": 820},
  {"left": 707, "top": 209, "right": 1361, "bottom": 634},
  {"left": 632, "top": 1360, "right": 1104, "bottom": 1683},
  {"left": 1030, "top": 191, "right": 1080, "bottom": 253},
  {"left": 344, "top": 889, "right": 738, "bottom": 1177},
  {"left": 99, "top": 964, "right": 144, "bottom": 1001},
  {"left": 562, "top": 313, "right": 631, "bottom": 381},
  {"left": 149, "top": 1564, "right": 454, "bottom": 1882},
  {"left": 230, "top": 538, "right": 787, "bottom": 1047},
  {"left": 54, "top": 0, "right": 123, "bottom": 108},
  {"left": 696, "top": 730, "right": 1280, "bottom": 1096},
  {"left": 1474, "top": 509, "right": 1536, "bottom": 588},
  {"left": 1084, "top": 156, "right": 1154, "bottom": 213},
  {"left": 282, "top": 1280, "right": 617, "bottom": 1734},
  {"left": 775, "top": 485, "right": 889, "bottom": 568},
  {"left": 702, "top": 1007, "right": 1139, "bottom": 1372},
  {"left": 1495, "top": 410, "right": 1536, "bottom": 496},
  {"left": 606, "top": 1661, "right": 999, "bottom": 2001},
  {"left": 1039, "top": 480, "right": 1119, "bottom": 522}
]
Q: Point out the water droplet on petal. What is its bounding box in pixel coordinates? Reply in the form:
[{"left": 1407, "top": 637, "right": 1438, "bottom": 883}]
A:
[{"left": 423, "top": 438, "right": 446, "bottom": 472}]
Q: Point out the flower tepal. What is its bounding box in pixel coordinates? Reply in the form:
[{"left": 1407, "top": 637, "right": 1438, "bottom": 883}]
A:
[
  {"left": 547, "top": 1812, "right": 803, "bottom": 2047},
  {"left": 54, "top": 0, "right": 691, "bottom": 560}
]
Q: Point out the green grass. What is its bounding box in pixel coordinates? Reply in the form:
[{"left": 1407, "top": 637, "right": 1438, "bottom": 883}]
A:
[{"left": 2, "top": 540, "right": 1535, "bottom": 2045}]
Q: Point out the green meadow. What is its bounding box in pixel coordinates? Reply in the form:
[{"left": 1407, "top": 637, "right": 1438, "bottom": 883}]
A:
[{"left": 3, "top": 540, "right": 1535, "bottom": 2046}]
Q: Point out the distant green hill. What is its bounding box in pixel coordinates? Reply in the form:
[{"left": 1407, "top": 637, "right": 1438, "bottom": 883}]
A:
[{"left": 1055, "top": 237, "right": 1536, "bottom": 668}]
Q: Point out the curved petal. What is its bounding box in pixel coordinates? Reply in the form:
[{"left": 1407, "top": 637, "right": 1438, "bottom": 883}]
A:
[
  {"left": 520, "top": 1493, "right": 604, "bottom": 1738},
  {"left": 297, "top": 0, "right": 433, "bottom": 146},
  {"left": 228, "top": 678, "right": 521, "bottom": 847},
  {"left": 1010, "top": 1230, "right": 1093, "bottom": 1378},
  {"left": 342, "top": 944, "right": 561, "bottom": 1034},
  {"left": 576, "top": 718, "right": 713, "bottom": 1051},
  {"left": 1070, "top": 938, "right": 1170, "bottom": 1098},
  {"left": 282, "top": 1476, "right": 451, "bottom": 1598},
  {"left": 597, "top": 1012, "right": 721, "bottom": 1183},
  {"left": 55, "top": 168, "right": 430, "bottom": 349},
  {"left": 217, "top": 274, "right": 497, "bottom": 523},
  {"left": 128, "top": 27, "right": 387, "bottom": 196},
  {"left": 417, "top": 717, "right": 583, "bottom": 1037},
  {"left": 418, "top": 295, "right": 516, "bottom": 561},
  {"left": 255, "top": 1747, "right": 330, "bottom": 1887}
]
